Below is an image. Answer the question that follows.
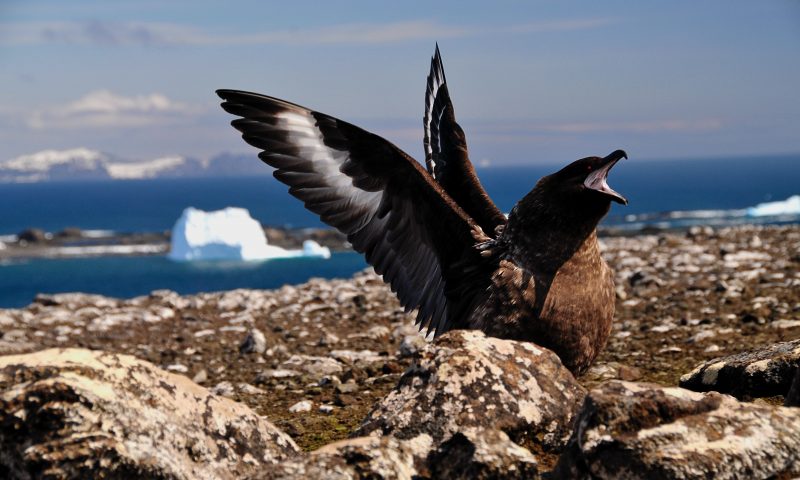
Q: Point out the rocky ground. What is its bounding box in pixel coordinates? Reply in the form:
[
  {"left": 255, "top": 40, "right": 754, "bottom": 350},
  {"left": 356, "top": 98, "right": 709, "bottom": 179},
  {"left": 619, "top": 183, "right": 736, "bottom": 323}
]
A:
[{"left": 1, "top": 225, "right": 799, "bottom": 476}]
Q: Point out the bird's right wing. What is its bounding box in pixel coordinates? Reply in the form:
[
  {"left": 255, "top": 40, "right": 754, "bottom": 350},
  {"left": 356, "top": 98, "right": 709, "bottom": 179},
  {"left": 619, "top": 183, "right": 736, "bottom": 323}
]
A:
[
  {"left": 424, "top": 45, "right": 506, "bottom": 237},
  {"left": 218, "top": 89, "right": 495, "bottom": 336}
]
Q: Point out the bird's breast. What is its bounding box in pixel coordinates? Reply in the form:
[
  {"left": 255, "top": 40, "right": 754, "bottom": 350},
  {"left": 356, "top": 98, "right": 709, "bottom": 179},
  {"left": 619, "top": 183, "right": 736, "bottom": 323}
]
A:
[{"left": 472, "top": 234, "right": 615, "bottom": 374}]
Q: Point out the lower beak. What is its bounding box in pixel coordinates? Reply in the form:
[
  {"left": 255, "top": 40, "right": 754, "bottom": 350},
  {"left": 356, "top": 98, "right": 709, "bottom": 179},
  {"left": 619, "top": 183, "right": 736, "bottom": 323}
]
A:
[{"left": 584, "top": 150, "right": 627, "bottom": 205}]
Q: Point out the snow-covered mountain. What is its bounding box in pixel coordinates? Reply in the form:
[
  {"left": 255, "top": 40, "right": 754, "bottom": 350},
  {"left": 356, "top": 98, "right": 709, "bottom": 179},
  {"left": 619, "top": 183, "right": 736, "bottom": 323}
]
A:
[{"left": 0, "top": 149, "right": 269, "bottom": 183}]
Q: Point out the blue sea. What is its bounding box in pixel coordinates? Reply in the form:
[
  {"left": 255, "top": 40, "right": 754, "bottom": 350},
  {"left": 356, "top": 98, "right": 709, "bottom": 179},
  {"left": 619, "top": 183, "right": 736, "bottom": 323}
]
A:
[{"left": 1, "top": 154, "right": 798, "bottom": 308}]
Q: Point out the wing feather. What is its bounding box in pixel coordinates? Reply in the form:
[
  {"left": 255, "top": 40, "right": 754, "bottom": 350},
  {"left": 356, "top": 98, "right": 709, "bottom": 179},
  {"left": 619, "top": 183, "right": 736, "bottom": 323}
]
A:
[
  {"left": 218, "top": 89, "right": 494, "bottom": 336},
  {"left": 423, "top": 45, "right": 506, "bottom": 237}
]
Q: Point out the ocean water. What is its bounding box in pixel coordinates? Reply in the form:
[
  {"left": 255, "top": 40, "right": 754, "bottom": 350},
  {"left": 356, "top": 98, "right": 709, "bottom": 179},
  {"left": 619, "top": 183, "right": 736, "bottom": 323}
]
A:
[
  {"left": 1, "top": 154, "right": 798, "bottom": 307},
  {"left": 0, "top": 253, "right": 367, "bottom": 308}
]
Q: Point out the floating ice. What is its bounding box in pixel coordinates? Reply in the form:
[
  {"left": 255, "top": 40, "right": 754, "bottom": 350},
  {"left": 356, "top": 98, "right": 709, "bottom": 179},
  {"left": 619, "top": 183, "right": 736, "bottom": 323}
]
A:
[
  {"left": 746, "top": 195, "right": 800, "bottom": 217},
  {"left": 303, "top": 240, "right": 332, "bottom": 259},
  {"left": 168, "top": 207, "right": 330, "bottom": 262}
]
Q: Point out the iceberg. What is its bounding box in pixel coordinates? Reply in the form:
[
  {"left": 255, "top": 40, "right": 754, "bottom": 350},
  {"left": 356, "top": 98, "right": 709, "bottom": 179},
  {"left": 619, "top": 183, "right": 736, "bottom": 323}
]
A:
[
  {"left": 168, "top": 207, "right": 330, "bottom": 262},
  {"left": 746, "top": 195, "right": 800, "bottom": 217}
]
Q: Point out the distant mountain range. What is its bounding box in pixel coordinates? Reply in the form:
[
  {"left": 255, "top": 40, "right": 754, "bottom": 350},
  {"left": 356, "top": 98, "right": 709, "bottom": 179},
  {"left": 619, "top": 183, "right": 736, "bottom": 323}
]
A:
[{"left": 0, "top": 148, "right": 271, "bottom": 183}]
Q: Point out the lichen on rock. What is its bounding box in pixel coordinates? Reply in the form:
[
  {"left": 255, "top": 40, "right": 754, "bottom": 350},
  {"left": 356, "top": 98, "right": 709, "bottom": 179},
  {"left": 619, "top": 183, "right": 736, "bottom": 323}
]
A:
[
  {"left": 553, "top": 380, "right": 800, "bottom": 479},
  {"left": 0, "top": 348, "right": 299, "bottom": 480},
  {"left": 356, "top": 330, "right": 586, "bottom": 454}
]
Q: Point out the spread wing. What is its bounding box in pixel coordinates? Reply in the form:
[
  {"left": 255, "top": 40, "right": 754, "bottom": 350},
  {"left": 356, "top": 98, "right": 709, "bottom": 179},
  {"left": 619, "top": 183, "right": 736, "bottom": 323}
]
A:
[
  {"left": 218, "top": 89, "right": 494, "bottom": 336},
  {"left": 424, "top": 45, "right": 506, "bottom": 237}
]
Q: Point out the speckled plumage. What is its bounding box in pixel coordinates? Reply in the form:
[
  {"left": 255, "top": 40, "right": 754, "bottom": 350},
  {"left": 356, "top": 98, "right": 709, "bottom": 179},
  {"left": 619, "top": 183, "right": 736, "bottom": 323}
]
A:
[{"left": 217, "top": 46, "right": 626, "bottom": 375}]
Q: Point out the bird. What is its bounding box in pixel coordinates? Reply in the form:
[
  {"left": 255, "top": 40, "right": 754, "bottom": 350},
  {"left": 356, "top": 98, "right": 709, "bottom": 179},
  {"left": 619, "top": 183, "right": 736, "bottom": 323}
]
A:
[{"left": 216, "top": 45, "right": 627, "bottom": 375}]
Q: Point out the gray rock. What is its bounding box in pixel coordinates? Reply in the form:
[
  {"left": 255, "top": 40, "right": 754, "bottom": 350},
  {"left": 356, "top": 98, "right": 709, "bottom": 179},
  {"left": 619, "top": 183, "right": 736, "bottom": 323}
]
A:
[
  {"left": 239, "top": 328, "right": 268, "bottom": 355},
  {"left": 212, "top": 380, "right": 236, "bottom": 397},
  {"left": 261, "top": 428, "right": 539, "bottom": 480},
  {"left": 355, "top": 330, "right": 585, "bottom": 452},
  {"left": 255, "top": 369, "right": 301, "bottom": 382},
  {"left": 0, "top": 348, "right": 299, "bottom": 480},
  {"left": 680, "top": 339, "right": 800, "bottom": 399},
  {"left": 399, "top": 334, "right": 427, "bottom": 358},
  {"left": 553, "top": 381, "right": 800, "bottom": 479},
  {"left": 288, "top": 400, "right": 312, "bottom": 413},
  {"left": 262, "top": 435, "right": 426, "bottom": 479},
  {"left": 280, "top": 354, "right": 343, "bottom": 379},
  {"left": 329, "top": 349, "right": 382, "bottom": 364},
  {"left": 334, "top": 381, "right": 358, "bottom": 394},
  {"left": 425, "top": 428, "right": 540, "bottom": 479}
]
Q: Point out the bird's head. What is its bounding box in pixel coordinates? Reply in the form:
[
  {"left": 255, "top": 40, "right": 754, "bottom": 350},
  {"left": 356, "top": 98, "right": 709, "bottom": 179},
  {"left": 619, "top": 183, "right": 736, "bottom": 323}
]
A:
[
  {"left": 547, "top": 149, "right": 628, "bottom": 207},
  {"left": 509, "top": 150, "right": 628, "bottom": 233}
]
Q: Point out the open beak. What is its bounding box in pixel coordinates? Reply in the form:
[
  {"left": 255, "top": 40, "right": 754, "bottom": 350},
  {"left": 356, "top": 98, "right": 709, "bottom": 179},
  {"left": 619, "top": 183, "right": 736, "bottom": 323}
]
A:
[{"left": 584, "top": 149, "right": 627, "bottom": 205}]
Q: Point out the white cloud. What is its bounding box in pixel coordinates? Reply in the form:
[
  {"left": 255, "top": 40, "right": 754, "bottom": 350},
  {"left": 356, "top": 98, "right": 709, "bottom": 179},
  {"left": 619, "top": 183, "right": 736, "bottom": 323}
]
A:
[
  {"left": 26, "top": 90, "right": 197, "bottom": 129},
  {"left": 0, "top": 20, "right": 196, "bottom": 46},
  {"left": 540, "top": 119, "right": 723, "bottom": 134},
  {"left": 63, "top": 90, "right": 183, "bottom": 115},
  {"left": 473, "top": 119, "right": 724, "bottom": 138},
  {"left": 1, "top": 18, "right": 619, "bottom": 47}
]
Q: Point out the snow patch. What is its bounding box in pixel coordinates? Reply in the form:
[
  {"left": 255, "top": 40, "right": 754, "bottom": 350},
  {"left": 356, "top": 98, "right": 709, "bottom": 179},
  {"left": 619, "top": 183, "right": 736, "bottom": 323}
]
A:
[
  {"left": 747, "top": 195, "right": 800, "bottom": 217},
  {"left": 168, "top": 207, "right": 331, "bottom": 262},
  {"left": 0, "top": 148, "right": 106, "bottom": 172},
  {"left": 106, "top": 155, "right": 186, "bottom": 179}
]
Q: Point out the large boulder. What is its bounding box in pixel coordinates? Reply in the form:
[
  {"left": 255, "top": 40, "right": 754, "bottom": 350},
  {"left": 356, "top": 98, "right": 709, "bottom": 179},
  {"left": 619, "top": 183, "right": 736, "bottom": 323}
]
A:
[
  {"left": 553, "top": 381, "right": 800, "bottom": 479},
  {"left": 679, "top": 339, "right": 800, "bottom": 399},
  {"left": 355, "top": 330, "right": 586, "bottom": 454},
  {"left": 0, "top": 348, "right": 299, "bottom": 480}
]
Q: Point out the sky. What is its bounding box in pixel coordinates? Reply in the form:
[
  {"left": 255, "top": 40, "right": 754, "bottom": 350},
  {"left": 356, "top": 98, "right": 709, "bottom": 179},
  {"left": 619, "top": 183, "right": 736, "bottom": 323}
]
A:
[{"left": 1, "top": 1, "right": 799, "bottom": 166}]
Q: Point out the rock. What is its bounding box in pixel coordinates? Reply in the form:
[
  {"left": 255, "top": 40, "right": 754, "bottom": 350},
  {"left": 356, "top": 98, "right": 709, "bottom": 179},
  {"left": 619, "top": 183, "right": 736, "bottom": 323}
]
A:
[
  {"left": 554, "top": 381, "right": 800, "bottom": 479},
  {"left": 318, "top": 375, "right": 341, "bottom": 387},
  {"left": 237, "top": 382, "right": 265, "bottom": 395},
  {"left": 280, "top": 354, "right": 343, "bottom": 379},
  {"left": 212, "top": 380, "right": 236, "bottom": 397},
  {"left": 679, "top": 339, "right": 800, "bottom": 399},
  {"left": 17, "top": 228, "right": 47, "bottom": 243},
  {"left": 166, "top": 363, "right": 188, "bottom": 373},
  {"left": 56, "top": 227, "right": 84, "bottom": 239},
  {"left": 318, "top": 404, "right": 334, "bottom": 414},
  {"left": 584, "top": 362, "right": 642, "bottom": 383},
  {"left": 355, "top": 330, "right": 585, "bottom": 453},
  {"left": 786, "top": 367, "right": 800, "bottom": 407},
  {"left": 263, "top": 435, "right": 426, "bottom": 479},
  {"left": 334, "top": 381, "right": 358, "bottom": 394},
  {"left": 686, "top": 329, "right": 715, "bottom": 343},
  {"left": 0, "top": 348, "right": 299, "bottom": 479},
  {"left": 771, "top": 319, "right": 800, "bottom": 330},
  {"left": 316, "top": 331, "right": 340, "bottom": 346},
  {"left": 425, "top": 428, "right": 540, "bottom": 479},
  {"left": 289, "top": 400, "right": 312, "bottom": 413},
  {"left": 192, "top": 368, "right": 208, "bottom": 384},
  {"left": 399, "top": 334, "right": 427, "bottom": 358},
  {"left": 255, "top": 369, "right": 301, "bottom": 383},
  {"left": 329, "top": 349, "right": 383, "bottom": 364},
  {"left": 239, "top": 328, "right": 267, "bottom": 354},
  {"left": 264, "top": 428, "right": 539, "bottom": 480}
]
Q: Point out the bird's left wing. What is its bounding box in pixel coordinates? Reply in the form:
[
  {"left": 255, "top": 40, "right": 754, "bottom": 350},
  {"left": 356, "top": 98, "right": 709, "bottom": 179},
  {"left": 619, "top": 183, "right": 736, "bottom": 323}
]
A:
[{"left": 217, "top": 89, "right": 494, "bottom": 335}]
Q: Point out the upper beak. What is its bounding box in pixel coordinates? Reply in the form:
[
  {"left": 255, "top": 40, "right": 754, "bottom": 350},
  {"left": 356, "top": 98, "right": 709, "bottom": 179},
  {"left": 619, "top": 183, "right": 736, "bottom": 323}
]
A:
[{"left": 584, "top": 149, "right": 627, "bottom": 205}]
